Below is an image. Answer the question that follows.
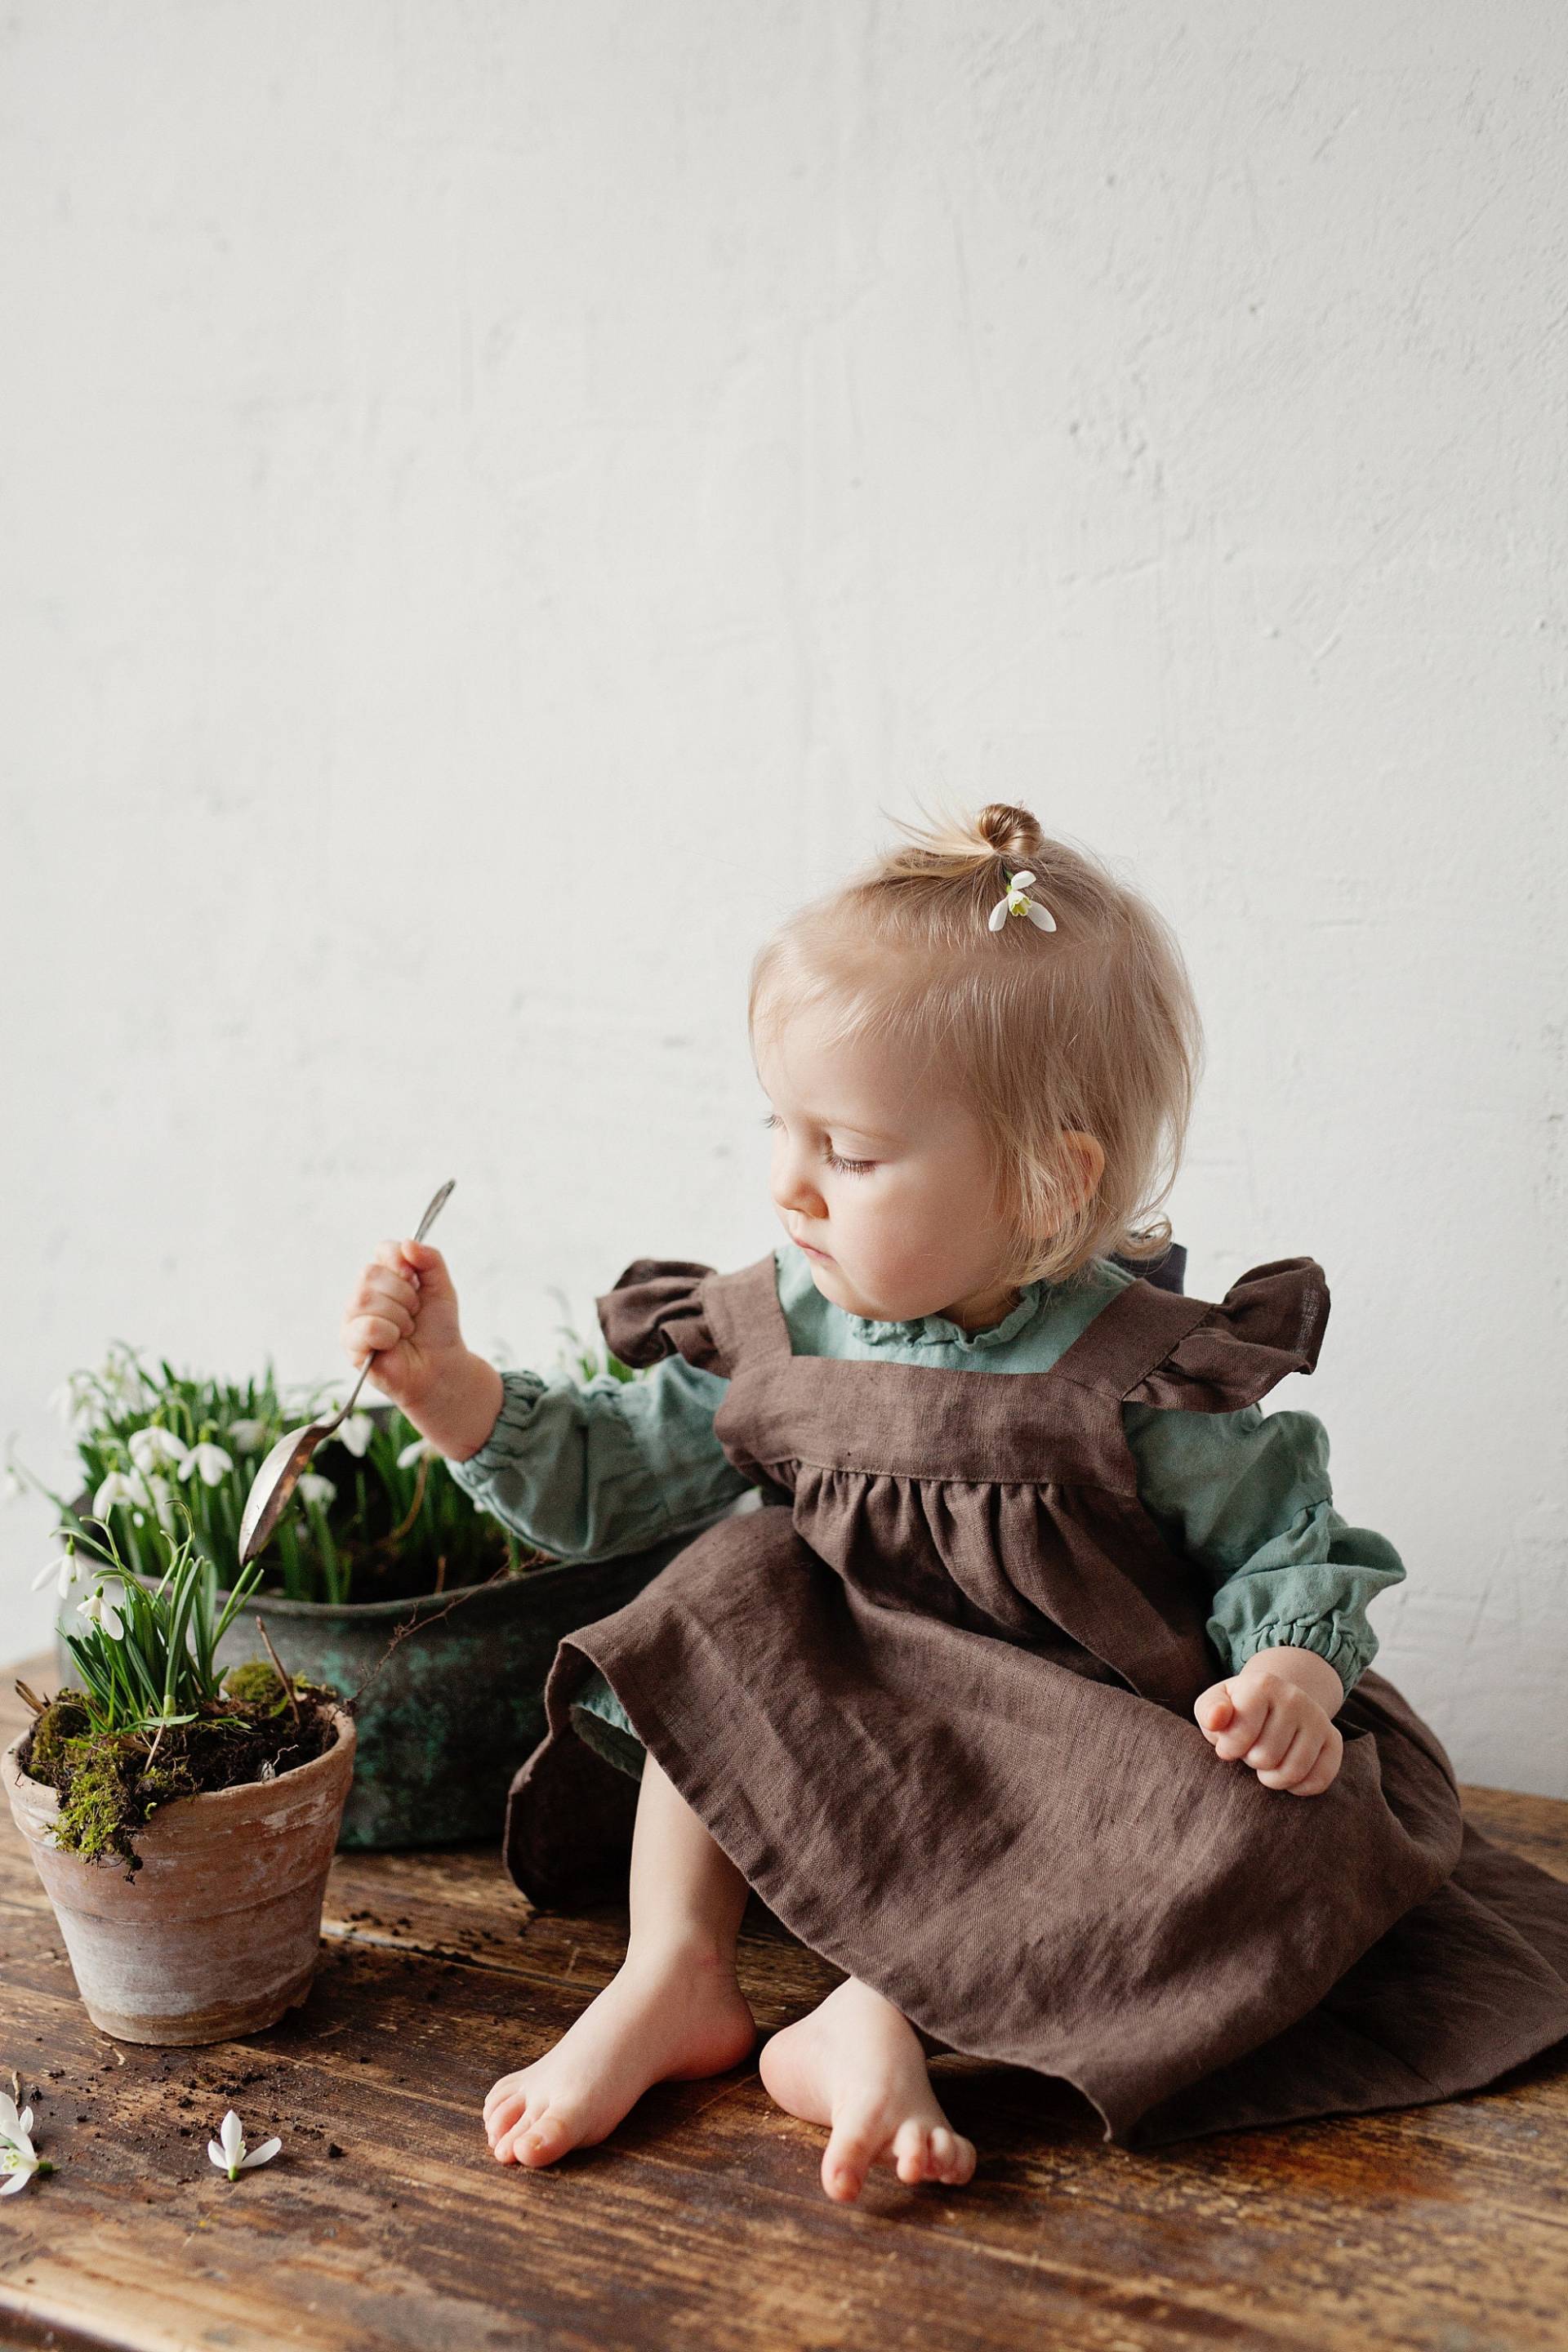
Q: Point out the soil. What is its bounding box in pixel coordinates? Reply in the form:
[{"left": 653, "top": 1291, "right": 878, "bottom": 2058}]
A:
[{"left": 17, "top": 1668, "right": 339, "bottom": 1878}]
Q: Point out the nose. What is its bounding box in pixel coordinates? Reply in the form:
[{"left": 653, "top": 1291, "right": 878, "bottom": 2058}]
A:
[{"left": 770, "top": 1134, "right": 825, "bottom": 1223}]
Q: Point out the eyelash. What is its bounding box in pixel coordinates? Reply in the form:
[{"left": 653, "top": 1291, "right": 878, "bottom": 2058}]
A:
[{"left": 760, "top": 1111, "right": 876, "bottom": 1177}]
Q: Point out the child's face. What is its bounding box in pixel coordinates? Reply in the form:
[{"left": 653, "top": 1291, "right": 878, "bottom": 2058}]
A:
[{"left": 755, "top": 1004, "right": 1022, "bottom": 1329}]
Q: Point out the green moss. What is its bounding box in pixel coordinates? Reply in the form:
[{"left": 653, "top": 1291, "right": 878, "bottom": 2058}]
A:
[
  {"left": 220, "top": 1660, "right": 286, "bottom": 1709},
  {"left": 23, "top": 1681, "right": 339, "bottom": 1878},
  {"left": 25, "top": 1691, "right": 89, "bottom": 1783},
  {"left": 53, "top": 1735, "right": 144, "bottom": 1873}
]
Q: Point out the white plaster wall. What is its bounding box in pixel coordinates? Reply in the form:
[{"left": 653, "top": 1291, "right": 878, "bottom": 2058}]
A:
[{"left": 2, "top": 2, "right": 1564, "bottom": 1791}]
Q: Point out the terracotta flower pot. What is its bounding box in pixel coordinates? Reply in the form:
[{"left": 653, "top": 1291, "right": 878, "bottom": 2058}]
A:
[{"left": 2, "top": 1709, "right": 355, "bottom": 2046}]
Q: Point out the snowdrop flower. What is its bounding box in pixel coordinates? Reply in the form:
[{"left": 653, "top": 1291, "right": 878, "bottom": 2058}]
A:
[
  {"left": 334, "top": 1413, "right": 376, "bottom": 1459},
  {"left": 296, "top": 1472, "right": 336, "bottom": 1512},
  {"left": 987, "top": 869, "right": 1057, "bottom": 933},
  {"left": 397, "top": 1436, "right": 441, "bottom": 1470},
  {"left": 30, "top": 1548, "right": 79, "bottom": 1599},
  {"left": 179, "top": 1442, "right": 234, "bottom": 1487},
  {"left": 0, "top": 2094, "right": 51, "bottom": 2196},
  {"left": 91, "top": 1468, "right": 147, "bottom": 1518},
  {"left": 227, "top": 1419, "right": 269, "bottom": 1453},
  {"left": 207, "top": 2109, "right": 281, "bottom": 2182},
  {"left": 130, "top": 1426, "right": 190, "bottom": 1477},
  {"left": 79, "top": 1587, "right": 125, "bottom": 1641},
  {"left": 48, "top": 1373, "right": 98, "bottom": 1433}
]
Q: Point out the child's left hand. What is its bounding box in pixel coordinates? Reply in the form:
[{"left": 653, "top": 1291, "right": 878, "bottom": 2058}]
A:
[{"left": 1193, "top": 1646, "right": 1345, "bottom": 1797}]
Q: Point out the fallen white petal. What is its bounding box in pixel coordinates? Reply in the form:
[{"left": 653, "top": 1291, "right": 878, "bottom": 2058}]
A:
[{"left": 238, "top": 2137, "right": 282, "bottom": 2169}]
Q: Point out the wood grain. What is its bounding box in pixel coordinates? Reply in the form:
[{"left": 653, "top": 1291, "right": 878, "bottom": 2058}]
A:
[{"left": 3, "top": 1660, "right": 1566, "bottom": 2352}]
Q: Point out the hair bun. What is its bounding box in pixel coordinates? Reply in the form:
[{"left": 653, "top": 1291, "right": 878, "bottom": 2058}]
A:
[{"left": 974, "top": 803, "right": 1046, "bottom": 866}]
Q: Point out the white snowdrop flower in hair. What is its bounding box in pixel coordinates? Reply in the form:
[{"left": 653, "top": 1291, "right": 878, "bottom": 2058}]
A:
[{"left": 987, "top": 870, "right": 1057, "bottom": 933}]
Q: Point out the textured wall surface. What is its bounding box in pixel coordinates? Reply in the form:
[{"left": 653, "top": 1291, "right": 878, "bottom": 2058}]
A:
[{"left": 2, "top": 2, "right": 1565, "bottom": 1790}]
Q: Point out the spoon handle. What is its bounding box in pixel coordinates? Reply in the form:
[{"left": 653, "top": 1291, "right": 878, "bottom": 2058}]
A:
[{"left": 342, "top": 1178, "right": 457, "bottom": 1415}]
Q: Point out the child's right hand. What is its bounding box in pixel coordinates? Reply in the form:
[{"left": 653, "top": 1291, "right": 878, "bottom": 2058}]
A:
[{"left": 340, "top": 1240, "right": 472, "bottom": 1422}]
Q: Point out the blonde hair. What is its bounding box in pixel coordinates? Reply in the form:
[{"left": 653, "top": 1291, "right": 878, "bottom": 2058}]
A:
[{"left": 747, "top": 801, "right": 1204, "bottom": 1287}]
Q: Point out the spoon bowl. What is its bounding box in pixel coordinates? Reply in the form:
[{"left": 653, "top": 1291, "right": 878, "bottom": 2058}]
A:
[{"left": 236, "top": 1179, "right": 454, "bottom": 1568}]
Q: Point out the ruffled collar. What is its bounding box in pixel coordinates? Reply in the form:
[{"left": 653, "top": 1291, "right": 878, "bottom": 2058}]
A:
[{"left": 844, "top": 1280, "right": 1048, "bottom": 1352}]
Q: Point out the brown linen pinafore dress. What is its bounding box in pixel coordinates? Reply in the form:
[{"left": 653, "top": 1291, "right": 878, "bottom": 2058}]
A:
[{"left": 504, "top": 1252, "right": 1568, "bottom": 2149}]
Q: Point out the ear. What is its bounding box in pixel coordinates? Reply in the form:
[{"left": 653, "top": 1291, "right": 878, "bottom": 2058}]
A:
[{"left": 1056, "top": 1130, "right": 1106, "bottom": 1214}]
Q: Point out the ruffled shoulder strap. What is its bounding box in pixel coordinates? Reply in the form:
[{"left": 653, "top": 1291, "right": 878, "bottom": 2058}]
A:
[
  {"left": 1056, "top": 1257, "right": 1330, "bottom": 1413},
  {"left": 595, "top": 1258, "right": 725, "bottom": 1375}
]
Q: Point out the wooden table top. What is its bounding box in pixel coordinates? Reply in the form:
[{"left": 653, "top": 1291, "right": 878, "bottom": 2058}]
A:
[{"left": 2, "top": 1657, "right": 1566, "bottom": 2352}]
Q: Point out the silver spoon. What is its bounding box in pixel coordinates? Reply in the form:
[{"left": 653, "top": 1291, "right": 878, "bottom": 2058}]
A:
[{"left": 236, "top": 1179, "right": 456, "bottom": 1568}]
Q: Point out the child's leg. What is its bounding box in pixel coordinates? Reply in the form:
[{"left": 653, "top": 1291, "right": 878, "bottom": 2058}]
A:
[
  {"left": 484, "top": 1750, "right": 756, "bottom": 2169},
  {"left": 759, "top": 1976, "right": 978, "bottom": 2203}
]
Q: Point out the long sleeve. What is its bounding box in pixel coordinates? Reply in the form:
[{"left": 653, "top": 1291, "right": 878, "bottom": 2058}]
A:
[
  {"left": 1122, "top": 1400, "right": 1406, "bottom": 1698},
  {"left": 448, "top": 1354, "right": 755, "bottom": 1563}
]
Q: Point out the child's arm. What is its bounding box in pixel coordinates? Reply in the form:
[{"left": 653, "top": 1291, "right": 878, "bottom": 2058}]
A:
[
  {"left": 1124, "top": 1399, "right": 1406, "bottom": 1797},
  {"left": 341, "top": 1239, "right": 753, "bottom": 1561}
]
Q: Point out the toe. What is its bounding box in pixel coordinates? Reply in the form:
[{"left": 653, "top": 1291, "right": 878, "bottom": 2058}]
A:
[
  {"left": 891, "top": 2118, "right": 929, "bottom": 2185},
  {"left": 821, "top": 2114, "right": 884, "bottom": 2204},
  {"left": 485, "top": 2091, "right": 528, "bottom": 2145},
  {"left": 513, "top": 2109, "right": 573, "bottom": 2169},
  {"left": 941, "top": 2131, "right": 978, "bottom": 2186},
  {"left": 484, "top": 2072, "right": 527, "bottom": 2123}
]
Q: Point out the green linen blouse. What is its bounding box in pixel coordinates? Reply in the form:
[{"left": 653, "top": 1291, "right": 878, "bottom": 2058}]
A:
[{"left": 450, "top": 1244, "right": 1405, "bottom": 1768}]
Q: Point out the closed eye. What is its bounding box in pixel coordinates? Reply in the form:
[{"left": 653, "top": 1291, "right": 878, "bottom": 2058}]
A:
[{"left": 760, "top": 1111, "right": 877, "bottom": 1177}]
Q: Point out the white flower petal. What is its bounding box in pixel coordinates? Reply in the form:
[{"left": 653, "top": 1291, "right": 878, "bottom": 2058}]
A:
[
  {"left": 1026, "top": 901, "right": 1057, "bottom": 930},
  {"left": 220, "top": 2110, "right": 244, "bottom": 2164},
  {"left": 0, "top": 2094, "right": 20, "bottom": 2140},
  {"left": 238, "top": 2137, "right": 281, "bottom": 2168},
  {"left": 31, "top": 1555, "right": 68, "bottom": 1592},
  {"left": 207, "top": 2139, "right": 229, "bottom": 2171},
  {"left": 129, "top": 1427, "right": 189, "bottom": 1476},
  {"left": 987, "top": 900, "right": 1009, "bottom": 932},
  {"left": 92, "top": 1471, "right": 136, "bottom": 1516},
  {"left": 181, "top": 1443, "right": 234, "bottom": 1487},
  {"left": 227, "top": 1419, "right": 269, "bottom": 1452},
  {"left": 0, "top": 2165, "right": 34, "bottom": 2194},
  {"left": 17, "top": 2110, "right": 33, "bottom": 2141},
  {"left": 1011, "top": 871, "right": 1036, "bottom": 889},
  {"left": 336, "top": 1414, "right": 376, "bottom": 1459},
  {"left": 296, "top": 1472, "right": 336, "bottom": 1511}
]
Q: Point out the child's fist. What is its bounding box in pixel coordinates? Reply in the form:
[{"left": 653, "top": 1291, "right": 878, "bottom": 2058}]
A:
[
  {"left": 1194, "top": 1648, "right": 1344, "bottom": 1797},
  {"left": 340, "top": 1239, "right": 468, "bottom": 1417}
]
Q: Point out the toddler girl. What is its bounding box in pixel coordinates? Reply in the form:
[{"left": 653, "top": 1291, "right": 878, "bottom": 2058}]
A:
[{"left": 342, "top": 805, "right": 1568, "bottom": 2204}]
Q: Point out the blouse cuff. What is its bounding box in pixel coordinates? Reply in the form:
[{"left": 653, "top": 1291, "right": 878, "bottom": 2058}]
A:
[
  {"left": 446, "top": 1368, "right": 549, "bottom": 1496},
  {"left": 1222, "top": 1616, "right": 1376, "bottom": 1701}
]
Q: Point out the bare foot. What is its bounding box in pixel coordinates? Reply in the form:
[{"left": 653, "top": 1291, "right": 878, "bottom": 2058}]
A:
[
  {"left": 483, "top": 1943, "right": 756, "bottom": 2169},
  {"left": 758, "top": 1975, "right": 978, "bottom": 2203}
]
